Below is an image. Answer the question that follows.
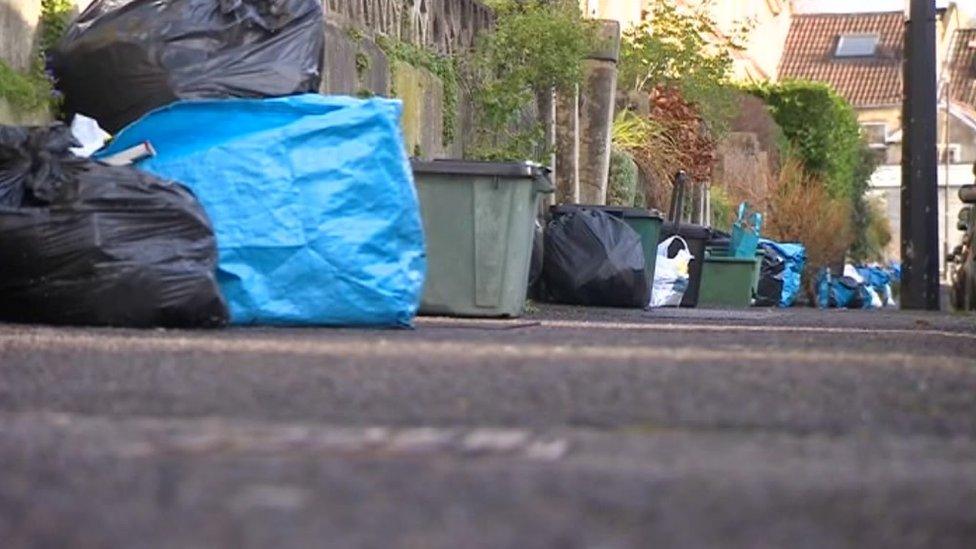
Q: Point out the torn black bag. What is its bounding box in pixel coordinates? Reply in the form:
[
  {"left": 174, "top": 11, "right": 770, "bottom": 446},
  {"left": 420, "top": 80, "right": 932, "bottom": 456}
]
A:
[{"left": 0, "top": 124, "right": 228, "bottom": 327}]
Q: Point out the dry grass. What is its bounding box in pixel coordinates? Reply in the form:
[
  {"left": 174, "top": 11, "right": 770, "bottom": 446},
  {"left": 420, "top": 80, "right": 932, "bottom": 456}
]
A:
[
  {"left": 763, "top": 158, "right": 854, "bottom": 298},
  {"left": 631, "top": 132, "right": 684, "bottom": 210}
]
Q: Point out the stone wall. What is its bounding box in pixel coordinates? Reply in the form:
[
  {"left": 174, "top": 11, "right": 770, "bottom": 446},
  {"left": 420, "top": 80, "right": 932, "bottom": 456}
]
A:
[
  {"left": 710, "top": 94, "right": 785, "bottom": 222},
  {"left": 2, "top": 0, "right": 492, "bottom": 154},
  {"left": 325, "top": 0, "right": 492, "bottom": 55},
  {"left": 713, "top": 132, "right": 774, "bottom": 201},
  {"left": 323, "top": 0, "right": 494, "bottom": 158}
]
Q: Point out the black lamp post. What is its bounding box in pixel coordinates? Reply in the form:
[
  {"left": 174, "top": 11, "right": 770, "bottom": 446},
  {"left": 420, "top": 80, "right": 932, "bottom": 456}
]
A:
[{"left": 901, "top": 0, "right": 941, "bottom": 310}]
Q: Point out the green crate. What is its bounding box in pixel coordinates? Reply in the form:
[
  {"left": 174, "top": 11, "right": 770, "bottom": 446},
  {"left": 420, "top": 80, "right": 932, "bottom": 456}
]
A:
[
  {"left": 710, "top": 247, "right": 763, "bottom": 293},
  {"left": 698, "top": 253, "right": 759, "bottom": 308},
  {"left": 412, "top": 160, "right": 553, "bottom": 318}
]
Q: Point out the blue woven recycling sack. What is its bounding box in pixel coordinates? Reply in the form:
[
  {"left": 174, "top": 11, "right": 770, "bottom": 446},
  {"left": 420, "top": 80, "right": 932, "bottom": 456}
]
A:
[
  {"left": 855, "top": 264, "right": 895, "bottom": 308},
  {"left": 759, "top": 239, "right": 805, "bottom": 307},
  {"left": 815, "top": 269, "right": 861, "bottom": 309},
  {"left": 856, "top": 265, "right": 887, "bottom": 294},
  {"left": 97, "top": 94, "right": 426, "bottom": 326}
]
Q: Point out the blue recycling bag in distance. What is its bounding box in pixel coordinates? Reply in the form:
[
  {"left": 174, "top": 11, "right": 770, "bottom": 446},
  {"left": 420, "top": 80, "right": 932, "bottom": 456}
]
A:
[
  {"left": 98, "top": 94, "right": 426, "bottom": 326},
  {"left": 758, "top": 239, "right": 805, "bottom": 307}
]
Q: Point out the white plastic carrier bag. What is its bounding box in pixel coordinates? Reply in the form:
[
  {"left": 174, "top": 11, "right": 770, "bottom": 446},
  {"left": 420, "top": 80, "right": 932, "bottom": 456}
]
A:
[{"left": 650, "top": 236, "right": 694, "bottom": 308}]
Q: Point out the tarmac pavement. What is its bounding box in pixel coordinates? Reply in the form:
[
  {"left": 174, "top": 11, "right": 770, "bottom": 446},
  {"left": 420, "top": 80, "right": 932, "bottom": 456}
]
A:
[{"left": 1, "top": 305, "right": 974, "bottom": 548}]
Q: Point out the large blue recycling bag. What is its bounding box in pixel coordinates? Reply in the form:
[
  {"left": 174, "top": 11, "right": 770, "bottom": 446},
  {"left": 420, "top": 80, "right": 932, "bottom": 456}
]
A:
[
  {"left": 758, "top": 239, "right": 805, "bottom": 307},
  {"left": 97, "top": 94, "right": 426, "bottom": 326},
  {"left": 815, "top": 269, "right": 865, "bottom": 309},
  {"left": 855, "top": 265, "right": 895, "bottom": 308},
  {"left": 856, "top": 266, "right": 889, "bottom": 289}
]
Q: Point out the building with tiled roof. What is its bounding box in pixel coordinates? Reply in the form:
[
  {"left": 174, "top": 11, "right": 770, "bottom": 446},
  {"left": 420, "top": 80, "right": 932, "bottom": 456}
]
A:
[
  {"left": 779, "top": 7, "right": 976, "bottom": 168},
  {"left": 779, "top": 11, "right": 904, "bottom": 109},
  {"left": 947, "top": 28, "right": 976, "bottom": 115},
  {"left": 779, "top": 11, "right": 908, "bottom": 168},
  {"left": 778, "top": 4, "right": 976, "bottom": 263}
]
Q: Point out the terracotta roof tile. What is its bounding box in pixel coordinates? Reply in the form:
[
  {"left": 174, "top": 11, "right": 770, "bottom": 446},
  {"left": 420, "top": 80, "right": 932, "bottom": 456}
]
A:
[
  {"left": 778, "top": 11, "right": 904, "bottom": 108},
  {"left": 947, "top": 28, "right": 976, "bottom": 108}
]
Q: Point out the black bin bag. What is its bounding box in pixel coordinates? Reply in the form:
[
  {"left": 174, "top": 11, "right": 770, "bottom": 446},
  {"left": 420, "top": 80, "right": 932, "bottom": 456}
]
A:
[
  {"left": 543, "top": 209, "right": 650, "bottom": 308},
  {"left": 51, "top": 0, "right": 325, "bottom": 132},
  {"left": 755, "top": 248, "right": 785, "bottom": 307},
  {"left": 0, "top": 124, "right": 228, "bottom": 327}
]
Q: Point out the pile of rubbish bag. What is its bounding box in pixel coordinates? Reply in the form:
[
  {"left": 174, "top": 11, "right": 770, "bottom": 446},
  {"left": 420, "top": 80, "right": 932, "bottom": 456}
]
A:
[
  {"left": 3, "top": 0, "right": 903, "bottom": 328},
  {"left": 816, "top": 264, "right": 898, "bottom": 309},
  {"left": 533, "top": 198, "right": 811, "bottom": 310},
  {"left": 0, "top": 0, "right": 427, "bottom": 329},
  {"left": 706, "top": 229, "right": 806, "bottom": 309}
]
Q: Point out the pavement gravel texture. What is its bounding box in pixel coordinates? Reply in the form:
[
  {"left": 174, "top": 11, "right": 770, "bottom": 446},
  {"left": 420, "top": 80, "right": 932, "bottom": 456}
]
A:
[{"left": 1, "top": 305, "right": 975, "bottom": 548}]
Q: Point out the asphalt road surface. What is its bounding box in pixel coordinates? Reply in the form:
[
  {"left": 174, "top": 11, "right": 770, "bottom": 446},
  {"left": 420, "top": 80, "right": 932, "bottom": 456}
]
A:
[{"left": 1, "top": 305, "right": 974, "bottom": 548}]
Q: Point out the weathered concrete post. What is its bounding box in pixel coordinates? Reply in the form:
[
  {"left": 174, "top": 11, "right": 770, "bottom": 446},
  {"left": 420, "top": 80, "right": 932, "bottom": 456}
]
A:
[
  {"left": 554, "top": 88, "right": 580, "bottom": 204},
  {"left": 577, "top": 20, "right": 621, "bottom": 205}
]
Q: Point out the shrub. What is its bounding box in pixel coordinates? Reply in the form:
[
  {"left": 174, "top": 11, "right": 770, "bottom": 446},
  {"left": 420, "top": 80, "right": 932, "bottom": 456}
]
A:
[
  {"left": 625, "top": 88, "right": 717, "bottom": 210},
  {"left": 746, "top": 80, "right": 884, "bottom": 264},
  {"left": 744, "top": 80, "right": 863, "bottom": 201},
  {"left": 0, "top": 0, "right": 70, "bottom": 114},
  {"left": 0, "top": 60, "right": 50, "bottom": 111},
  {"left": 849, "top": 141, "right": 885, "bottom": 261},
  {"left": 466, "top": 0, "right": 596, "bottom": 161},
  {"left": 618, "top": 1, "right": 744, "bottom": 135},
  {"left": 39, "top": 0, "right": 74, "bottom": 56},
  {"left": 611, "top": 109, "right": 656, "bottom": 151},
  {"left": 610, "top": 104, "right": 685, "bottom": 210}
]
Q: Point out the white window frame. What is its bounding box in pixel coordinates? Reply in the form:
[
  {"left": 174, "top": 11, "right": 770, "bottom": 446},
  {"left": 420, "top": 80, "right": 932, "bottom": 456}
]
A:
[
  {"left": 836, "top": 33, "right": 880, "bottom": 57},
  {"left": 861, "top": 122, "right": 888, "bottom": 149}
]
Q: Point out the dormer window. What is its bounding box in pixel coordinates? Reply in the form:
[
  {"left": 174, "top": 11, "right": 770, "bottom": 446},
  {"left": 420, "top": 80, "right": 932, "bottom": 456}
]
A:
[{"left": 835, "top": 34, "right": 879, "bottom": 57}]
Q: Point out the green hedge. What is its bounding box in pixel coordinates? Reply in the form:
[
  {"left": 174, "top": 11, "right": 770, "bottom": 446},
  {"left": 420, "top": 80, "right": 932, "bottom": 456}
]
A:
[
  {"left": 0, "top": 60, "right": 51, "bottom": 112},
  {"left": 745, "top": 80, "right": 863, "bottom": 201},
  {"left": 607, "top": 146, "right": 639, "bottom": 207}
]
